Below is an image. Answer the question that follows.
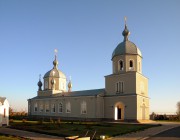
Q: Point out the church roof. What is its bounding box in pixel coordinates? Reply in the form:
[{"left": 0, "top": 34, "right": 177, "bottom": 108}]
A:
[
  {"left": 62, "top": 88, "right": 105, "bottom": 97},
  {"left": 112, "top": 41, "right": 142, "bottom": 59},
  {"left": 0, "top": 97, "right": 6, "bottom": 105},
  {"left": 44, "top": 69, "right": 66, "bottom": 79},
  {"left": 31, "top": 88, "right": 105, "bottom": 99},
  {"left": 112, "top": 24, "right": 142, "bottom": 59}
]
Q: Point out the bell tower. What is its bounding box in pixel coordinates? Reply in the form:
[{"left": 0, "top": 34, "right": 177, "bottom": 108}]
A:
[
  {"left": 112, "top": 18, "right": 142, "bottom": 75},
  {"left": 104, "top": 18, "right": 149, "bottom": 121},
  {"left": 105, "top": 18, "right": 147, "bottom": 97}
]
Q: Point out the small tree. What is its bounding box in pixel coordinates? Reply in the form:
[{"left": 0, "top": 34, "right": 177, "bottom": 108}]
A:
[
  {"left": 176, "top": 101, "right": 180, "bottom": 120},
  {"left": 9, "top": 107, "right": 14, "bottom": 117},
  {"left": 150, "top": 112, "right": 156, "bottom": 120}
]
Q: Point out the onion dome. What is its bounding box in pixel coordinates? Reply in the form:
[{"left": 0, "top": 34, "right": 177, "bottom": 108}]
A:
[
  {"left": 38, "top": 80, "right": 42, "bottom": 87},
  {"left": 68, "top": 81, "right": 72, "bottom": 89},
  {"left": 53, "top": 55, "right": 58, "bottom": 69},
  {"left": 44, "top": 55, "right": 66, "bottom": 79},
  {"left": 68, "top": 80, "right": 72, "bottom": 92},
  {"left": 122, "top": 24, "right": 130, "bottom": 41},
  {"left": 112, "top": 21, "right": 142, "bottom": 59},
  {"left": 37, "top": 74, "right": 43, "bottom": 91}
]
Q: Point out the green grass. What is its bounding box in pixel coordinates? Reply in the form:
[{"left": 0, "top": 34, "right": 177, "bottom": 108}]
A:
[{"left": 9, "top": 120, "right": 160, "bottom": 139}]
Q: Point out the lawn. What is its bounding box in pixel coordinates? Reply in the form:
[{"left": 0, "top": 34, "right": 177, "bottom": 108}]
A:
[{"left": 9, "top": 120, "right": 160, "bottom": 139}]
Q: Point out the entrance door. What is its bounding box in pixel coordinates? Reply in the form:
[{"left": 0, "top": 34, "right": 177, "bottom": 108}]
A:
[
  {"left": 114, "top": 102, "right": 124, "bottom": 120},
  {"left": 118, "top": 108, "right": 121, "bottom": 120}
]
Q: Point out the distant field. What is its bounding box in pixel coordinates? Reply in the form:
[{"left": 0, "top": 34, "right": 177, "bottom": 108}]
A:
[
  {"left": 9, "top": 120, "right": 159, "bottom": 139},
  {"left": 155, "top": 120, "right": 180, "bottom": 122}
]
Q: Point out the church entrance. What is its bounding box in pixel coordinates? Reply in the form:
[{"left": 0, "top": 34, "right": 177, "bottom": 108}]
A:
[
  {"left": 114, "top": 102, "right": 124, "bottom": 120},
  {"left": 118, "top": 108, "right": 121, "bottom": 120}
]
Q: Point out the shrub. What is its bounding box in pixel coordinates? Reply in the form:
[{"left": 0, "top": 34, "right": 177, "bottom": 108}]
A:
[
  {"left": 50, "top": 117, "right": 54, "bottom": 123},
  {"left": 22, "top": 119, "right": 27, "bottom": 123},
  {"left": 78, "top": 120, "right": 82, "bottom": 125},
  {"left": 37, "top": 120, "right": 44, "bottom": 125},
  {"left": 9, "top": 119, "right": 14, "bottom": 123},
  {"left": 85, "top": 124, "right": 92, "bottom": 130},
  {"left": 57, "top": 118, "right": 61, "bottom": 125}
]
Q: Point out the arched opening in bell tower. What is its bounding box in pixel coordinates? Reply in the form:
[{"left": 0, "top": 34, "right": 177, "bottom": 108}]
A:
[{"left": 119, "top": 60, "right": 124, "bottom": 71}]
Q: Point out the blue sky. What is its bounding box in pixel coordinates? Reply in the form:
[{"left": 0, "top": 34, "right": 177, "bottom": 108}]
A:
[{"left": 0, "top": 0, "right": 180, "bottom": 113}]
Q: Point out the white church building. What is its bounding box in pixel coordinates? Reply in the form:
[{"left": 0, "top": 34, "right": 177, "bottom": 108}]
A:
[
  {"left": 28, "top": 22, "right": 150, "bottom": 121},
  {"left": 0, "top": 97, "right": 9, "bottom": 126}
]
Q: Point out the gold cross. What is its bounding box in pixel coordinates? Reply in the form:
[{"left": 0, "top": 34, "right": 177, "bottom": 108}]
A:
[{"left": 124, "top": 16, "right": 127, "bottom": 25}]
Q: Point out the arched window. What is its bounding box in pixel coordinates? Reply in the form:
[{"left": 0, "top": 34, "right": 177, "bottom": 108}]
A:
[
  {"left": 45, "top": 104, "right": 49, "bottom": 112},
  {"left": 51, "top": 104, "right": 56, "bottom": 113},
  {"left": 39, "top": 104, "right": 43, "bottom": 112},
  {"left": 66, "top": 102, "right": 71, "bottom": 113},
  {"left": 58, "top": 103, "right": 63, "bottom": 113},
  {"left": 119, "top": 60, "right": 124, "bottom": 71},
  {"left": 81, "top": 101, "right": 87, "bottom": 114},
  {"left": 34, "top": 102, "right": 38, "bottom": 112},
  {"left": 129, "top": 60, "right": 133, "bottom": 70},
  {"left": 45, "top": 81, "right": 48, "bottom": 89},
  {"left": 116, "top": 81, "right": 124, "bottom": 93},
  {"left": 130, "top": 60, "right": 133, "bottom": 67}
]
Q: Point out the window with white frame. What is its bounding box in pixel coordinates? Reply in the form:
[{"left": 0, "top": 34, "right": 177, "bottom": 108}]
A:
[
  {"left": 81, "top": 101, "right": 87, "bottom": 114},
  {"left": 45, "top": 104, "right": 49, "bottom": 112},
  {"left": 119, "top": 60, "right": 124, "bottom": 71},
  {"left": 34, "top": 102, "right": 38, "bottom": 112},
  {"left": 66, "top": 102, "right": 71, "bottom": 113},
  {"left": 39, "top": 104, "right": 43, "bottom": 112},
  {"left": 51, "top": 104, "right": 56, "bottom": 113},
  {"left": 45, "top": 81, "right": 48, "bottom": 89},
  {"left": 58, "top": 103, "right": 63, "bottom": 113},
  {"left": 129, "top": 60, "right": 134, "bottom": 70},
  {"left": 116, "top": 82, "right": 124, "bottom": 93}
]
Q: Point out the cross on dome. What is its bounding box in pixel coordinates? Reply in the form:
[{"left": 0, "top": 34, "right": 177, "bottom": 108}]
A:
[{"left": 53, "top": 49, "right": 59, "bottom": 69}]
